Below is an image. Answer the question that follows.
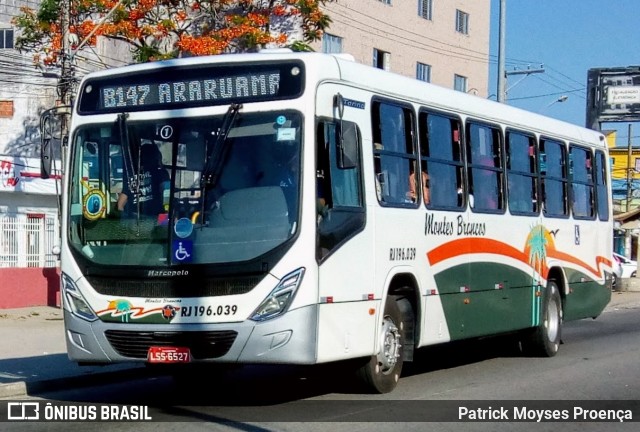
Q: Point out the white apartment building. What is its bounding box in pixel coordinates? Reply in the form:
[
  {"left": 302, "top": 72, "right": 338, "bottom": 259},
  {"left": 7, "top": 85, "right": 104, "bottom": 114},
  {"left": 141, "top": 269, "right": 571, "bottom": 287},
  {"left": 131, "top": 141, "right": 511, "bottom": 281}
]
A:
[{"left": 313, "top": 0, "right": 491, "bottom": 96}]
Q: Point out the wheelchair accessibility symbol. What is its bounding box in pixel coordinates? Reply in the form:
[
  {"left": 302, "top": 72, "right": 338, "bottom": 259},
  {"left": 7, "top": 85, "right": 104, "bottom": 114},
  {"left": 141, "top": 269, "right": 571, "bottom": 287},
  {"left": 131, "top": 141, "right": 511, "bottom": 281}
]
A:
[{"left": 172, "top": 240, "right": 193, "bottom": 262}]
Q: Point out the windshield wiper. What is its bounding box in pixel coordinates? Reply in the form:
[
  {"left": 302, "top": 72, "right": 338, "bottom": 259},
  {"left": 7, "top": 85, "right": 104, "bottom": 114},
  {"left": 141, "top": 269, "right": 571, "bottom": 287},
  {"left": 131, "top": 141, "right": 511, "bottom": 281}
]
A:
[
  {"left": 200, "top": 103, "right": 242, "bottom": 188},
  {"left": 118, "top": 112, "right": 137, "bottom": 192},
  {"left": 117, "top": 113, "right": 143, "bottom": 230},
  {"left": 198, "top": 103, "right": 241, "bottom": 227}
]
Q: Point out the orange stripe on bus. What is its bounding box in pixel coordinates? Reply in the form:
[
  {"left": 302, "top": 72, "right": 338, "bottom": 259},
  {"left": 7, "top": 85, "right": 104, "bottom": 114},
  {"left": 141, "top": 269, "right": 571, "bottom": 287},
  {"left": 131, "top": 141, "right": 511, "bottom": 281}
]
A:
[{"left": 427, "top": 238, "right": 609, "bottom": 279}]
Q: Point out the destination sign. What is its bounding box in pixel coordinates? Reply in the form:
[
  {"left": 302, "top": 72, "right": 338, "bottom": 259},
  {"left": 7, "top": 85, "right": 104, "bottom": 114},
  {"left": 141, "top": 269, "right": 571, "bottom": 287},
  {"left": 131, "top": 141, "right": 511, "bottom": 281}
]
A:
[{"left": 78, "top": 60, "right": 304, "bottom": 114}]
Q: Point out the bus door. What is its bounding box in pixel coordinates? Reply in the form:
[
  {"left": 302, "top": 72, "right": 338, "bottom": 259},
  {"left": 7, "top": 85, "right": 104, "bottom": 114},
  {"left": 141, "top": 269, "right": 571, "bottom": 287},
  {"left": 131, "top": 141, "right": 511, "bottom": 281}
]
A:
[{"left": 313, "top": 83, "right": 376, "bottom": 361}]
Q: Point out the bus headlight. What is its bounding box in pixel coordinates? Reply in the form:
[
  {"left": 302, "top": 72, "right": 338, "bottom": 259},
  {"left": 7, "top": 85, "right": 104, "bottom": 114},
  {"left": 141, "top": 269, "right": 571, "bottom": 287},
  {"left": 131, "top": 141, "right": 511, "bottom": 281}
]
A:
[
  {"left": 250, "top": 268, "right": 305, "bottom": 322},
  {"left": 62, "top": 272, "right": 98, "bottom": 322}
]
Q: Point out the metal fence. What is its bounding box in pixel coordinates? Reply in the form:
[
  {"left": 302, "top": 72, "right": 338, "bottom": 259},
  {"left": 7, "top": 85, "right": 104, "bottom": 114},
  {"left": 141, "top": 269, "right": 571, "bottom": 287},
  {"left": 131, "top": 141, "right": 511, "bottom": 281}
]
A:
[{"left": 0, "top": 214, "right": 59, "bottom": 268}]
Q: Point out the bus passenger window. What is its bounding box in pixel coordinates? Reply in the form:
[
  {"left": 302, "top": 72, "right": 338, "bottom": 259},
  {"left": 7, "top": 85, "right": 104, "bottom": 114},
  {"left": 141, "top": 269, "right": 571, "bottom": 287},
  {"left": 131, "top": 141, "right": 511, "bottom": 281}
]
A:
[
  {"left": 372, "top": 101, "right": 417, "bottom": 207},
  {"left": 594, "top": 150, "right": 609, "bottom": 221},
  {"left": 506, "top": 130, "right": 538, "bottom": 215},
  {"left": 466, "top": 121, "right": 504, "bottom": 212},
  {"left": 419, "top": 111, "right": 464, "bottom": 210},
  {"left": 569, "top": 145, "right": 595, "bottom": 219},
  {"left": 540, "top": 138, "right": 568, "bottom": 217}
]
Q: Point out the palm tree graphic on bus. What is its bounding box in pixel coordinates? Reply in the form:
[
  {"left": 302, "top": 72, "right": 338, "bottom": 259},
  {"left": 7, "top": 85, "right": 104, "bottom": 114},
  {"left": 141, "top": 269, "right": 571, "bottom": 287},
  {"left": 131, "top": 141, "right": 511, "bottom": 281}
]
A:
[
  {"left": 108, "top": 299, "right": 133, "bottom": 323},
  {"left": 525, "top": 224, "right": 551, "bottom": 326}
]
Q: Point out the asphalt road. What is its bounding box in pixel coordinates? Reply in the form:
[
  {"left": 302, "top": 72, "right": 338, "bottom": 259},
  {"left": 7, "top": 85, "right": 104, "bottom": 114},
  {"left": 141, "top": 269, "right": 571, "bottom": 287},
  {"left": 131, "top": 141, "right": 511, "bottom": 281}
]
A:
[{"left": 1, "top": 305, "right": 638, "bottom": 431}]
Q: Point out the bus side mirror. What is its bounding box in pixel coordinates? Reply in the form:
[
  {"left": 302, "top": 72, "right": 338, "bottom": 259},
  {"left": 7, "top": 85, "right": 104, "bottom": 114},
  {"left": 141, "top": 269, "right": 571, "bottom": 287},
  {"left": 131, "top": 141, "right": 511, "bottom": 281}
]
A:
[
  {"left": 41, "top": 138, "right": 52, "bottom": 179},
  {"left": 336, "top": 122, "right": 358, "bottom": 169}
]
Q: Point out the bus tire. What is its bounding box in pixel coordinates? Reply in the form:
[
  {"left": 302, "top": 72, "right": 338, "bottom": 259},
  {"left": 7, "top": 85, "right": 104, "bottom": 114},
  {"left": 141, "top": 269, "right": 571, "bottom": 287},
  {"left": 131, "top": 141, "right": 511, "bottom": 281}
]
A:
[
  {"left": 356, "top": 295, "right": 405, "bottom": 393},
  {"left": 523, "top": 281, "right": 562, "bottom": 357}
]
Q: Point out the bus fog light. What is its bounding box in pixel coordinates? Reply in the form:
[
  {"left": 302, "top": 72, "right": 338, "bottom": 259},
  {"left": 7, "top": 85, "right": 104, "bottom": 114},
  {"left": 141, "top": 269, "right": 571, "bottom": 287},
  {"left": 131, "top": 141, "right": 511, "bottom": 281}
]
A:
[{"left": 250, "top": 268, "right": 305, "bottom": 322}]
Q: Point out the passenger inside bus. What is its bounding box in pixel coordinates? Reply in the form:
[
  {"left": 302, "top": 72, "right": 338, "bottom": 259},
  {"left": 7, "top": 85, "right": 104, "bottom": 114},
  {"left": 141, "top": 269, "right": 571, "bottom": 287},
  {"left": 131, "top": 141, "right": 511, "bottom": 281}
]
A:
[
  {"left": 470, "top": 155, "right": 499, "bottom": 210},
  {"left": 255, "top": 143, "right": 299, "bottom": 222},
  {"left": 117, "top": 143, "right": 170, "bottom": 216},
  {"left": 408, "top": 170, "right": 430, "bottom": 205}
]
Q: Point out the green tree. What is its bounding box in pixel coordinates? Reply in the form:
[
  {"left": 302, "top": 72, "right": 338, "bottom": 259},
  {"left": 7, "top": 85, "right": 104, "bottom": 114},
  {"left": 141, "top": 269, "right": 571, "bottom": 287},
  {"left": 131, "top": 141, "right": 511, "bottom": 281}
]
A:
[{"left": 12, "top": 0, "right": 334, "bottom": 67}]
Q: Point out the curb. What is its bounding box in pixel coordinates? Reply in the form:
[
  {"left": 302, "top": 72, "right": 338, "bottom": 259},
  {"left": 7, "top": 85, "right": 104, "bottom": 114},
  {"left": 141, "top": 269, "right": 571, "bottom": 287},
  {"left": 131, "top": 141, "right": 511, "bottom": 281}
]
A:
[
  {"left": 0, "top": 367, "right": 154, "bottom": 399},
  {"left": 0, "top": 382, "right": 27, "bottom": 399}
]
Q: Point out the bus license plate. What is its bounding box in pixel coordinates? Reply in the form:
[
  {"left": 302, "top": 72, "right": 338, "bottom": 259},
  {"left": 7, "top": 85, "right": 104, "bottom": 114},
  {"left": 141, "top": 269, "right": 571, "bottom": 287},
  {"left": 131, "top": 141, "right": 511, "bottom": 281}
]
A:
[{"left": 147, "top": 346, "right": 191, "bottom": 363}]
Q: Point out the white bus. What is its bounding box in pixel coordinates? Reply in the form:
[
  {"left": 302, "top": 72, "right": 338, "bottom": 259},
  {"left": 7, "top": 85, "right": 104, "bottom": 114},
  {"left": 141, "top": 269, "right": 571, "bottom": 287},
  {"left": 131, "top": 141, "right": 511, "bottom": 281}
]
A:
[{"left": 56, "top": 51, "right": 612, "bottom": 393}]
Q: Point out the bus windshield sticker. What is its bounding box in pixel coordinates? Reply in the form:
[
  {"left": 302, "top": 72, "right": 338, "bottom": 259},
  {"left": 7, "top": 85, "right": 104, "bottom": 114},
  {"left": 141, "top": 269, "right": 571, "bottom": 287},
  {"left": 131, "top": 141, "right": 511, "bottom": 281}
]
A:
[
  {"left": 174, "top": 217, "right": 193, "bottom": 238},
  {"left": 82, "top": 189, "right": 106, "bottom": 221},
  {"left": 173, "top": 240, "right": 193, "bottom": 263},
  {"left": 277, "top": 128, "right": 296, "bottom": 141}
]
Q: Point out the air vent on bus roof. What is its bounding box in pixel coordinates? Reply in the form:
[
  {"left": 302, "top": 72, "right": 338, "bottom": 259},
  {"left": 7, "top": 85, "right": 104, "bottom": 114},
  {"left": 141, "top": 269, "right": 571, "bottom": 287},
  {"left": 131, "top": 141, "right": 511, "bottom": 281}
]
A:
[
  {"left": 331, "top": 53, "right": 356, "bottom": 62},
  {"left": 258, "top": 48, "right": 294, "bottom": 54}
]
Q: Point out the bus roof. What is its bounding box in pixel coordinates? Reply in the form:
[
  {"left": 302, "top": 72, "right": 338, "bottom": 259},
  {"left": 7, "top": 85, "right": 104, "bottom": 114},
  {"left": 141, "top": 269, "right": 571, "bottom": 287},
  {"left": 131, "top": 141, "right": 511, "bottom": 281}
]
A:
[
  {"left": 326, "top": 54, "right": 604, "bottom": 147},
  {"left": 78, "top": 51, "right": 604, "bottom": 147}
]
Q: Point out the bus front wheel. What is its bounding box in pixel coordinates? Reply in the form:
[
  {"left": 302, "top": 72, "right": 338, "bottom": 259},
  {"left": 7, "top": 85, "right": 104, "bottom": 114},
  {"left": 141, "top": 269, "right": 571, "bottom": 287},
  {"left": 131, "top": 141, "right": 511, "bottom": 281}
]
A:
[
  {"left": 522, "top": 281, "right": 562, "bottom": 357},
  {"left": 356, "top": 295, "right": 405, "bottom": 393}
]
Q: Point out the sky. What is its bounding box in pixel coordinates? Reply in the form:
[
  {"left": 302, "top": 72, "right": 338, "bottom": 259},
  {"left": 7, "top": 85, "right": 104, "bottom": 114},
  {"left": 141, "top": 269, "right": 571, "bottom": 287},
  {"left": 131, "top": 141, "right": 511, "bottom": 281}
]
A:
[{"left": 487, "top": 0, "right": 640, "bottom": 145}]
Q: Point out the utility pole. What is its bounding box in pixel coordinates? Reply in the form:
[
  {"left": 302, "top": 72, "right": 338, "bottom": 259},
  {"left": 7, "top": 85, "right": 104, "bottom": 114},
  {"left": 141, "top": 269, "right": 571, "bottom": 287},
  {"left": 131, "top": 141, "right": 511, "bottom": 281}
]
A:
[
  {"left": 58, "top": 0, "right": 73, "bottom": 119},
  {"left": 497, "top": 0, "right": 506, "bottom": 102},
  {"left": 503, "top": 67, "right": 546, "bottom": 103},
  {"left": 58, "top": 0, "right": 74, "bottom": 168},
  {"left": 625, "top": 123, "right": 633, "bottom": 260},
  {"left": 495, "top": 1, "right": 546, "bottom": 104},
  {"left": 626, "top": 123, "right": 633, "bottom": 212},
  {"left": 42, "top": 0, "right": 73, "bottom": 233}
]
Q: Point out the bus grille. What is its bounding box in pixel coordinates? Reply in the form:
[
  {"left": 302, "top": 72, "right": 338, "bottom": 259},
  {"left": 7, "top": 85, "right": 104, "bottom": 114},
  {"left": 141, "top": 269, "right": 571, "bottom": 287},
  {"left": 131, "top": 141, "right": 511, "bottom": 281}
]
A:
[
  {"left": 87, "top": 275, "right": 263, "bottom": 298},
  {"left": 104, "top": 330, "right": 237, "bottom": 360}
]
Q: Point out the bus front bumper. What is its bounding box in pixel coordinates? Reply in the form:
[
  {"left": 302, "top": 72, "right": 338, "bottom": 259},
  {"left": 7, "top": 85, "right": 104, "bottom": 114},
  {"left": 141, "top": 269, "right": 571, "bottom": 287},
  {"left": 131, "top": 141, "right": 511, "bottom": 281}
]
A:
[{"left": 64, "top": 304, "right": 318, "bottom": 365}]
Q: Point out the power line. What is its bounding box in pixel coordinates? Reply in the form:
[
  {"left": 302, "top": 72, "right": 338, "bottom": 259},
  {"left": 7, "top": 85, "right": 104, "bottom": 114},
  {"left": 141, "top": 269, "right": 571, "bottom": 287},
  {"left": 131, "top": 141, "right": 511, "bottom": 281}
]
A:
[
  {"left": 326, "top": 3, "right": 587, "bottom": 101},
  {"left": 508, "top": 88, "right": 586, "bottom": 101}
]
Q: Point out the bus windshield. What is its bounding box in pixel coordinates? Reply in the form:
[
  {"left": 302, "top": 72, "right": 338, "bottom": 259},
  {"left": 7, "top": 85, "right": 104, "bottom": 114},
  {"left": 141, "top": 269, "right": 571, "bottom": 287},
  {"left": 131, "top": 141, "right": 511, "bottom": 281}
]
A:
[{"left": 68, "top": 111, "right": 301, "bottom": 267}]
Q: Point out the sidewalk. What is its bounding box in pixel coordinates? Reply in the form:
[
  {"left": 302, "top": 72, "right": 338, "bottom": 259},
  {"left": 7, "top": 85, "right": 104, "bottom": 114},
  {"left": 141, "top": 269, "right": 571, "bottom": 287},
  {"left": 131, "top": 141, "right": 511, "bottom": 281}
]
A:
[
  {"left": 1, "top": 291, "right": 639, "bottom": 399},
  {"left": 0, "top": 307, "right": 147, "bottom": 398}
]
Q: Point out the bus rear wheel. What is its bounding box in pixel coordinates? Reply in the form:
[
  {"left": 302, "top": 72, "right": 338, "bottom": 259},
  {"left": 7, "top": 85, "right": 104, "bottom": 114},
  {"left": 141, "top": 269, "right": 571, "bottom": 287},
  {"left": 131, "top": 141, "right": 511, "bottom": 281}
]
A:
[
  {"left": 356, "top": 295, "right": 405, "bottom": 393},
  {"left": 522, "top": 281, "right": 562, "bottom": 357}
]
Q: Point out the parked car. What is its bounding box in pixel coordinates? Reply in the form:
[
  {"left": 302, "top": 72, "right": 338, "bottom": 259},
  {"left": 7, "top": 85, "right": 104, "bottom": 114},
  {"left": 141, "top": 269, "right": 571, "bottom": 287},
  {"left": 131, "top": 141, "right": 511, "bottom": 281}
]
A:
[
  {"left": 612, "top": 254, "right": 623, "bottom": 289},
  {"left": 613, "top": 253, "right": 637, "bottom": 279}
]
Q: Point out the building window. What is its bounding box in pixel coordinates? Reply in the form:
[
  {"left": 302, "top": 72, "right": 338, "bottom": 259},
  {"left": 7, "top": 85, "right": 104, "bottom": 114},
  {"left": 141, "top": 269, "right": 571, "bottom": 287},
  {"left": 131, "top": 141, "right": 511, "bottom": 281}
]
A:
[
  {"left": 0, "top": 28, "right": 15, "bottom": 49},
  {"left": 373, "top": 48, "right": 390, "bottom": 71},
  {"left": 378, "top": 0, "right": 392, "bottom": 4},
  {"left": 419, "top": 0, "right": 433, "bottom": 20},
  {"left": 322, "top": 33, "right": 343, "bottom": 54},
  {"left": 454, "top": 74, "right": 467, "bottom": 92},
  {"left": 416, "top": 62, "right": 431, "bottom": 82},
  {"left": 456, "top": 9, "right": 469, "bottom": 34}
]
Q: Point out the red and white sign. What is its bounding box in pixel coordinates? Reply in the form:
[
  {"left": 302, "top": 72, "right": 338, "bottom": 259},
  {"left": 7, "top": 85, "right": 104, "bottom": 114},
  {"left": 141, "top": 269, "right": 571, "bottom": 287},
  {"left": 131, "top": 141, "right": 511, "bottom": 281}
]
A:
[{"left": 0, "top": 155, "right": 61, "bottom": 195}]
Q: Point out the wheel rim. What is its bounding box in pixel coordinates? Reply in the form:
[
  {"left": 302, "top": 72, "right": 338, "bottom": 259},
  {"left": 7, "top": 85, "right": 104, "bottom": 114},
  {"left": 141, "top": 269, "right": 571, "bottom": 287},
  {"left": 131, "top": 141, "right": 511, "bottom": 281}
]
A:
[
  {"left": 545, "top": 294, "right": 559, "bottom": 342},
  {"left": 377, "top": 316, "right": 401, "bottom": 374}
]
